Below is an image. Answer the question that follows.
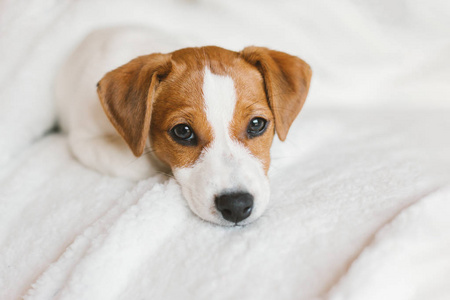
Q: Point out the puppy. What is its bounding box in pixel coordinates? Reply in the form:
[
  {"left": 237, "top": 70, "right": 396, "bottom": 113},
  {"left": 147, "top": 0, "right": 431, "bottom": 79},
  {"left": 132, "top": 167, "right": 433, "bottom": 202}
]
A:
[{"left": 57, "top": 27, "right": 312, "bottom": 226}]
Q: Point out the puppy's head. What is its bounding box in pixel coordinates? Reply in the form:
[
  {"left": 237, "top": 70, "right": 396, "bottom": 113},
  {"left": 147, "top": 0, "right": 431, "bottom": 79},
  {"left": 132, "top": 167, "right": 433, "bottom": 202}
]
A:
[{"left": 97, "top": 46, "right": 311, "bottom": 225}]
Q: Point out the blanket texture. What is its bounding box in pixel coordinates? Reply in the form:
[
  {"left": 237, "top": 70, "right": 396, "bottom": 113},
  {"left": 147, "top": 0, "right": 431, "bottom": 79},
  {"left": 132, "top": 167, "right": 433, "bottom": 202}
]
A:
[
  {"left": 1, "top": 0, "right": 449, "bottom": 299},
  {"left": 2, "top": 109, "right": 449, "bottom": 300}
]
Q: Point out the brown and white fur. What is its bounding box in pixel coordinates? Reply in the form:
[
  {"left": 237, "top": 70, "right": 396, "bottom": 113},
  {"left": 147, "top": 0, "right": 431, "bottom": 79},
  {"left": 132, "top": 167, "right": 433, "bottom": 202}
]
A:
[{"left": 56, "top": 27, "right": 312, "bottom": 226}]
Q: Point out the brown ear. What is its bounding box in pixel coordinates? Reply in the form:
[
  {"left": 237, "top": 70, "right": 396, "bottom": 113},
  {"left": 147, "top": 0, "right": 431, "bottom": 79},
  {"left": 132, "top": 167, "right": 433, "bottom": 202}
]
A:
[
  {"left": 97, "top": 54, "right": 171, "bottom": 156},
  {"left": 240, "top": 47, "right": 312, "bottom": 141}
]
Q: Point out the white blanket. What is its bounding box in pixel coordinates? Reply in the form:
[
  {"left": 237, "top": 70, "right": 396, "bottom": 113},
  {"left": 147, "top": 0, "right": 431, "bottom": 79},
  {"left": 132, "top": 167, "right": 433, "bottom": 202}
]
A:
[{"left": 1, "top": 1, "right": 450, "bottom": 299}]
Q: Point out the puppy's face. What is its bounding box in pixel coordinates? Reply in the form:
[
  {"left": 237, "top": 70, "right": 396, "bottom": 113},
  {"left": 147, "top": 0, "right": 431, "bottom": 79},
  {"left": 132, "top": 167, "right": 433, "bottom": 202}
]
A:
[
  {"left": 151, "top": 54, "right": 274, "bottom": 225},
  {"left": 97, "top": 46, "right": 311, "bottom": 225}
]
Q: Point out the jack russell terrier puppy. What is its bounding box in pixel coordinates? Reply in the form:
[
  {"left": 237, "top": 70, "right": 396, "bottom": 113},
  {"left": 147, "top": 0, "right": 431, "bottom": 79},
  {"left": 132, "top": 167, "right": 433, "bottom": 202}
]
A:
[{"left": 56, "top": 27, "right": 312, "bottom": 226}]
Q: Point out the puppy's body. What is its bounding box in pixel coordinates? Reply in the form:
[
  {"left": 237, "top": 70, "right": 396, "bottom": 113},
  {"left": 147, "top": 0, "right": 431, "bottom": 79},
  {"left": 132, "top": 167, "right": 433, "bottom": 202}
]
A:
[
  {"left": 56, "top": 27, "right": 179, "bottom": 179},
  {"left": 57, "top": 27, "right": 311, "bottom": 225}
]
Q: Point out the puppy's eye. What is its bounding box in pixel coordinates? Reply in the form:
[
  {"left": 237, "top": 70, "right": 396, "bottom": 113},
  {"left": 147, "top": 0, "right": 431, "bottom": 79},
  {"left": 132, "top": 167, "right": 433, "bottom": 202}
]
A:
[
  {"left": 170, "top": 124, "right": 197, "bottom": 146},
  {"left": 247, "top": 117, "right": 267, "bottom": 138}
]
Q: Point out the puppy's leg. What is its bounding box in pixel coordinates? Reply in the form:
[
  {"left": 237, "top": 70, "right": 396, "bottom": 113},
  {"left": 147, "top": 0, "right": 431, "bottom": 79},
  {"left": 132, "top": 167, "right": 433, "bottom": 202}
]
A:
[{"left": 69, "top": 132, "right": 166, "bottom": 180}]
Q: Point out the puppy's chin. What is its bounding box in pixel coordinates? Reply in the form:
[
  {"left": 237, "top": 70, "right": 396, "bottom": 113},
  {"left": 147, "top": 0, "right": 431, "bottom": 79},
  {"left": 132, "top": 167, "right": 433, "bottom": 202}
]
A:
[{"left": 189, "top": 208, "right": 265, "bottom": 227}]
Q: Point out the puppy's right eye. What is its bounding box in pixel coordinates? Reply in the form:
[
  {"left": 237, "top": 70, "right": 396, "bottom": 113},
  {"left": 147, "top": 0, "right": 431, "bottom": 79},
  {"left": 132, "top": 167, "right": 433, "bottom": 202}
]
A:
[{"left": 170, "top": 124, "right": 197, "bottom": 146}]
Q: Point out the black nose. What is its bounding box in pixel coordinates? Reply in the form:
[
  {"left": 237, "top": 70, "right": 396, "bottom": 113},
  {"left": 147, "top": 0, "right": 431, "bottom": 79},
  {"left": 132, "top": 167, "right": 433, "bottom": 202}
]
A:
[{"left": 215, "top": 192, "right": 254, "bottom": 223}]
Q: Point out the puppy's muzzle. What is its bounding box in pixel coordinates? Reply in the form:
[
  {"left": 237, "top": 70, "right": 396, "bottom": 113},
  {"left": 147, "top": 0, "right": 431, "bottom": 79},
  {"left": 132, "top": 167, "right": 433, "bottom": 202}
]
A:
[{"left": 215, "top": 192, "right": 254, "bottom": 224}]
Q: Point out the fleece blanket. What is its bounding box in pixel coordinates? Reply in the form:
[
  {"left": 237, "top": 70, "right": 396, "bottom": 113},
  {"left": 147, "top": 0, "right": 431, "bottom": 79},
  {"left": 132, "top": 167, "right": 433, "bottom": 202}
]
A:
[
  {"left": 2, "top": 109, "right": 449, "bottom": 300},
  {"left": 1, "top": 1, "right": 450, "bottom": 299}
]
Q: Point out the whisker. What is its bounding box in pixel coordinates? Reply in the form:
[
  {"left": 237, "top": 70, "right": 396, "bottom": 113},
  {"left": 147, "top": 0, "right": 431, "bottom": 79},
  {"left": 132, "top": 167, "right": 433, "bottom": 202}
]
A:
[
  {"left": 245, "top": 99, "right": 266, "bottom": 110},
  {"left": 272, "top": 106, "right": 298, "bottom": 113},
  {"left": 141, "top": 149, "right": 156, "bottom": 156},
  {"left": 126, "top": 148, "right": 156, "bottom": 166},
  {"left": 156, "top": 171, "right": 175, "bottom": 179}
]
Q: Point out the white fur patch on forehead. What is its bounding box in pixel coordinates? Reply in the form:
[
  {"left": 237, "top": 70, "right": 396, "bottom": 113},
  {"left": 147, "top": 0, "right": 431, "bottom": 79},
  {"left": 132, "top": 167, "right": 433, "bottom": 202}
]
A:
[{"left": 202, "top": 68, "right": 237, "bottom": 138}]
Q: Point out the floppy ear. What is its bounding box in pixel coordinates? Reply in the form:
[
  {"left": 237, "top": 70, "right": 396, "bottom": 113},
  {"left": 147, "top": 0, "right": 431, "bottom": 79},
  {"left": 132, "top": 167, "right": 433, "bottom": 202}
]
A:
[
  {"left": 97, "top": 54, "right": 171, "bottom": 157},
  {"left": 240, "top": 47, "right": 312, "bottom": 141}
]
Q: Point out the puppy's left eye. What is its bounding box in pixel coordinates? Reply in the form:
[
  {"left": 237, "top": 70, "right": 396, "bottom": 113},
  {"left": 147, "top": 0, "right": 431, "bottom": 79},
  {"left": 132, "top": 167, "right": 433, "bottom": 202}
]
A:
[
  {"left": 170, "top": 124, "right": 197, "bottom": 146},
  {"left": 247, "top": 117, "right": 267, "bottom": 138}
]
